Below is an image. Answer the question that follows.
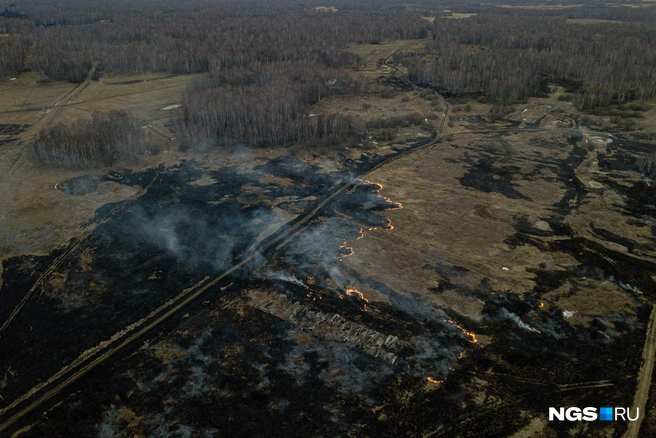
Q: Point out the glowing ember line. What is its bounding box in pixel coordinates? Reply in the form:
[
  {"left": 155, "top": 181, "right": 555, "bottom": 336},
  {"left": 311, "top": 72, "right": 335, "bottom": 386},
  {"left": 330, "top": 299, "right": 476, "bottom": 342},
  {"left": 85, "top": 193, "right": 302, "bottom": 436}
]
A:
[
  {"left": 345, "top": 287, "right": 369, "bottom": 303},
  {"left": 342, "top": 287, "right": 369, "bottom": 311},
  {"left": 360, "top": 178, "right": 383, "bottom": 190},
  {"left": 426, "top": 377, "right": 443, "bottom": 384},
  {"left": 339, "top": 178, "right": 401, "bottom": 261},
  {"left": 338, "top": 240, "right": 354, "bottom": 261},
  {"left": 360, "top": 178, "right": 403, "bottom": 210},
  {"left": 446, "top": 319, "right": 477, "bottom": 344},
  {"left": 384, "top": 197, "right": 403, "bottom": 210}
]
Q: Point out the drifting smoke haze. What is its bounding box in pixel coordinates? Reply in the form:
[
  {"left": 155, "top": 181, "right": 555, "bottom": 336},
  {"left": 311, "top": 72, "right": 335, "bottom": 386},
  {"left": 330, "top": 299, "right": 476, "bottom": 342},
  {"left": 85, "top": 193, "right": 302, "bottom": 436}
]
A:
[
  {"left": 282, "top": 217, "right": 359, "bottom": 270},
  {"left": 496, "top": 308, "right": 541, "bottom": 334},
  {"left": 411, "top": 336, "right": 464, "bottom": 378},
  {"left": 127, "top": 204, "right": 277, "bottom": 272}
]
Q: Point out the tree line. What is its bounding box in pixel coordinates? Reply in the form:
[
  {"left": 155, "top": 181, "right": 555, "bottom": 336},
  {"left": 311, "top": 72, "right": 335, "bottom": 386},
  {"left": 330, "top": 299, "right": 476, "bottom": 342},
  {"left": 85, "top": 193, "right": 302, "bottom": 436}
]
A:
[
  {"left": 179, "top": 62, "right": 381, "bottom": 151},
  {"left": 0, "top": 34, "right": 30, "bottom": 78},
  {"left": 1, "top": 0, "right": 432, "bottom": 81},
  {"left": 30, "top": 110, "right": 144, "bottom": 168},
  {"left": 401, "top": 8, "right": 656, "bottom": 109},
  {"left": 7, "top": 0, "right": 655, "bottom": 164}
]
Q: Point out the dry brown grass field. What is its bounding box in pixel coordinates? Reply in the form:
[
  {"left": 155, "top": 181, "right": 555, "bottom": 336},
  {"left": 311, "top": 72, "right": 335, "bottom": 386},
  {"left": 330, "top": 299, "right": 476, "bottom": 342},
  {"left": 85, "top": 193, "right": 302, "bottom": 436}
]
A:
[{"left": 0, "top": 73, "right": 193, "bottom": 267}]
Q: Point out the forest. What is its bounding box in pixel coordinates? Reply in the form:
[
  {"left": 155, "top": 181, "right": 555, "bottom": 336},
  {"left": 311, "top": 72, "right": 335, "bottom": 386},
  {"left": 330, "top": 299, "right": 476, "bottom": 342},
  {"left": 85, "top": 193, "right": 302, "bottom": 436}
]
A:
[
  {"left": 402, "top": 10, "right": 656, "bottom": 109},
  {"left": 0, "top": 0, "right": 653, "bottom": 164},
  {"left": 31, "top": 111, "right": 144, "bottom": 168}
]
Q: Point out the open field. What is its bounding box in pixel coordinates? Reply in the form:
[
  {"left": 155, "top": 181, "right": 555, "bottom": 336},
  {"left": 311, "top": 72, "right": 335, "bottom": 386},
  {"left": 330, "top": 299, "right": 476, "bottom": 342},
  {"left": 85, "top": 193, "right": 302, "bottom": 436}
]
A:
[
  {"left": 313, "top": 6, "right": 338, "bottom": 12},
  {"left": 345, "top": 39, "right": 427, "bottom": 79},
  {"left": 439, "top": 12, "right": 478, "bottom": 19},
  {"left": 500, "top": 4, "right": 584, "bottom": 10},
  {"left": 1, "top": 36, "right": 656, "bottom": 437},
  {"left": 0, "top": 73, "right": 193, "bottom": 267},
  {"left": 567, "top": 18, "right": 626, "bottom": 24}
]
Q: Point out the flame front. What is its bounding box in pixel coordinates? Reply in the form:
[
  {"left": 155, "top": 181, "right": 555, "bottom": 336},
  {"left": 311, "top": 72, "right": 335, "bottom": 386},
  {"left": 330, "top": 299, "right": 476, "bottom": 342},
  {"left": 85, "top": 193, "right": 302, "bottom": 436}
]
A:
[
  {"left": 339, "top": 179, "right": 401, "bottom": 261},
  {"left": 338, "top": 240, "right": 354, "bottom": 261},
  {"left": 360, "top": 178, "right": 383, "bottom": 190},
  {"left": 343, "top": 287, "right": 369, "bottom": 311},
  {"left": 360, "top": 178, "right": 403, "bottom": 210},
  {"left": 446, "top": 319, "right": 477, "bottom": 344}
]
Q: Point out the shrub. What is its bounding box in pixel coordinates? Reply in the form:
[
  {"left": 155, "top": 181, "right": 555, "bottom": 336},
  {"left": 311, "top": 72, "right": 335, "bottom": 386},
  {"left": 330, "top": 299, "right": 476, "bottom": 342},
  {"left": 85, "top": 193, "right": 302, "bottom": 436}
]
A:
[
  {"left": 380, "top": 89, "right": 396, "bottom": 99},
  {"left": 557, "top": 94, "right": 574, "bottom": 102}
]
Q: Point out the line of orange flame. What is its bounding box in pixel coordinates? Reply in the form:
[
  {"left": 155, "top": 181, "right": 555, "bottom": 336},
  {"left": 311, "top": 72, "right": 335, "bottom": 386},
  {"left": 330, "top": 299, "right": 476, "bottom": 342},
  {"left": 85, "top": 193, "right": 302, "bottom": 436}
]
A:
[
  {"left": 360, "top": 178, "right": 383, "bottom": 190},
  {"left": 446, "top": 319, "right": 478, "bottom": 344},
  {"left": 345, "top": 287, "right": 369, "bottom": 304},
  {"left": 338, "top": 239, "right": 354, "bottom": 261},
  {"left": 339, "top": 179, "right": 400, "bottom": 261}
]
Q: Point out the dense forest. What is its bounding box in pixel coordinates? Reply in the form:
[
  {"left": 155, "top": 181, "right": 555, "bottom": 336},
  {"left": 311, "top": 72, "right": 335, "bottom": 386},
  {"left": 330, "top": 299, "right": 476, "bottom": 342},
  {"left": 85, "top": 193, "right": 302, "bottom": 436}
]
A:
[
  {"left": 1, "top": 1, "right": 430, "bottom": 81},
  {"left": 2, "top": 0, "right": 654, "bottom": 164},
  {"left": 180, "top": 60, "right": 387, "bottom": 150},
  {"left": 402, "top": 10, "right": 656, "bottom": 109}
]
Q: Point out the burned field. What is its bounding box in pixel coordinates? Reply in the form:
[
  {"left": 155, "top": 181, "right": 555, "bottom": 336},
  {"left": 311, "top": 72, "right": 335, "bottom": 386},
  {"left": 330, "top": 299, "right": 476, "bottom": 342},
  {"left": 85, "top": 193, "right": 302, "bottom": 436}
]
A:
[
  {"left": 1, "top": 101, "right": 656, "bottom": 437},
  {"left": 3, "top": 0, "right": 656, "bottom": 434}
]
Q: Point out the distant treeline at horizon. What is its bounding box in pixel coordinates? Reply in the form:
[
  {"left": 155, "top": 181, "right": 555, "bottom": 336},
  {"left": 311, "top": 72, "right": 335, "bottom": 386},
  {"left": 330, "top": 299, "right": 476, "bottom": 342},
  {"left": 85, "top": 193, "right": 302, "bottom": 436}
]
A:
[{"left": 4, "top": 0, "right": 655, "bottom": 163}]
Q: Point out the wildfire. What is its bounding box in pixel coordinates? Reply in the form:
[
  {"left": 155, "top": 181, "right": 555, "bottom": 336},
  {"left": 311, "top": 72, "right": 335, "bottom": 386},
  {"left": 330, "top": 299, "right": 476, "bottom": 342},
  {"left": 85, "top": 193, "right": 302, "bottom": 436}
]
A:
[
  {"left": 539, "top": 302, "right": 545, "bottom": 309},
  {"left": 383, "top": 196, "right": 403, "bottom": 210},
  {"left": 446, "top": 319, "right": 477, "bottom": 344},
  {"left": 345, "top": 287, "right": 368, "bottom": 303},
  {"left": 338, "top": 240, "right": 354, "bottom": 261},
  {"left": 426, "top": 377, "right": 443, "bottom": 384},
  {"left": 360, "top": 178, "right": 403, "bottom": 210},
  {"left": 337, "top": 179, "right": 402, "bottom": 261},
  {"left": 360, "top": 178, "right": 383, "bottom": 190},
  {"left": 363, "top": 217, "right": 394, "bottom": 233},
  {"left": 343, "top": 287, "right": 369, "bottom": 311}
]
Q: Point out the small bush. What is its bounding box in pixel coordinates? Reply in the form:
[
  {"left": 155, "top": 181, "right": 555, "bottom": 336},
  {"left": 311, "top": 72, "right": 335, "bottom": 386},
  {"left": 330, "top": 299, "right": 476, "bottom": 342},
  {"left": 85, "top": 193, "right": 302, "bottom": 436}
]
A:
[
  {"left": 626, "top": 103, "right": 651, "bottom": 112},
  {"left": 405, "top": 112, "right": 425, "bottom": 125},
  {"left": 376, "top": 128, "right": 397, "bottom": 141},
  {"left": 557, "top": 94, "right": 574, "bottom": 102},
  {"left": 366, "top": 112, "right": 425, "bottom": 130},
  {"left": 420, "top": 90, "right": 438, "bottom": 101},
  {"left": 380, "top": 89, "right": 396, "bottom": 99}
]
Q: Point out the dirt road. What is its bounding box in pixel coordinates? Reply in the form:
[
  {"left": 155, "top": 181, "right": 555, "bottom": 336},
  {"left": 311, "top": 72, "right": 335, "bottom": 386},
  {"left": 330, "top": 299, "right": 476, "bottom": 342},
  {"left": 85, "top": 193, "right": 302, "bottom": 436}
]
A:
[
  {"left": 0, "top": 63, "right": 97, "bottom": 206},
  {"left": 624, "top": 305, "right": 656, "bottom": 438}
]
